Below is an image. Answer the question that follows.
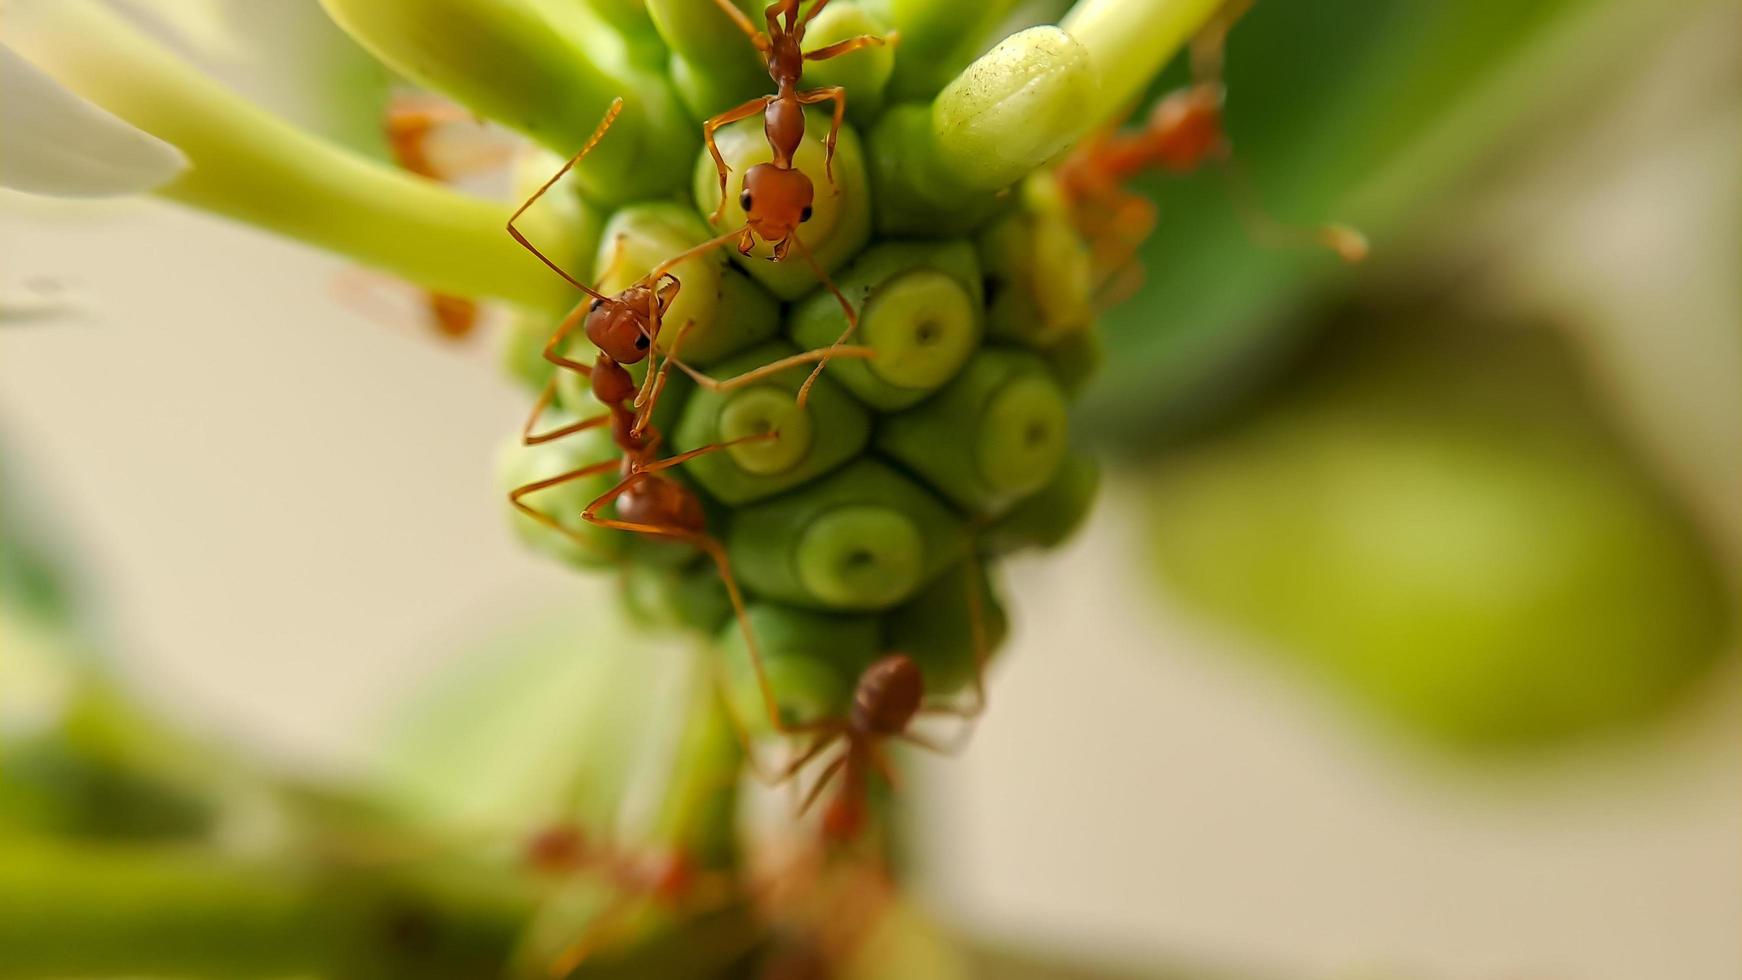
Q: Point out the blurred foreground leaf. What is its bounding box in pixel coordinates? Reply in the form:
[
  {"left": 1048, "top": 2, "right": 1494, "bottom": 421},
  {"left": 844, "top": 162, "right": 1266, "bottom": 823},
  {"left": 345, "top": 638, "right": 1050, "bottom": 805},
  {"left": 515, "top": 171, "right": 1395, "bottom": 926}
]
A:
[{"left": 1147, "top": 318, "right": 1732, "bottom": 749}]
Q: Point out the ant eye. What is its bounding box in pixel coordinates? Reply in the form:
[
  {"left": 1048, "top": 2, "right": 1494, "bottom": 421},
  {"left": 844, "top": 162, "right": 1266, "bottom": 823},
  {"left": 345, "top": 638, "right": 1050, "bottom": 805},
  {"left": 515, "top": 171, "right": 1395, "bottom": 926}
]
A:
[
  {"left": 739, "top": 190, "right": 753, "bottom": 211},
  {"left": 589, "top": 299, "right": 603, "bottom": 312},
  {"left": 800, "top": 205, "right": 813, "bottom": 223},
  {"left": 635, "top": 335, "right": 650, "bottom": 349}
]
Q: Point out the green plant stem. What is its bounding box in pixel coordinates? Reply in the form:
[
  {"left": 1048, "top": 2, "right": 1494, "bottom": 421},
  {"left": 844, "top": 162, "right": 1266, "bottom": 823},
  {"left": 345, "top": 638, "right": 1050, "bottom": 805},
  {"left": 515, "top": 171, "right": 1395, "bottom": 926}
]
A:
[
  {"left": 645, "top": 0, "right": 768, "bottom": 117},
  {"left": 1060, "top": 0, "right": 1227, "bottom": 124},
  {"left": 648, "top": 662, "right": 742, "bottom": 869},
  {"left": 0, "top": 837, "right": 531, "bottom": 979},
  {"left": 320, "top": 0, "right": 695, "bottom": 200},
  {"left": 5, "top": 1, "right": 579, "bottom": 310}
]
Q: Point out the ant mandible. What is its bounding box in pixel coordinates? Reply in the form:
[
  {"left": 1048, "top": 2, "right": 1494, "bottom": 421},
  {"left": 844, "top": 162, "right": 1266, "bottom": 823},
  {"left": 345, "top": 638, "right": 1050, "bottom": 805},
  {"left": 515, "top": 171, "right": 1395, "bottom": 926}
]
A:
[{"left": 1055, "top": 0, "right": 1366, "bottom": 298}]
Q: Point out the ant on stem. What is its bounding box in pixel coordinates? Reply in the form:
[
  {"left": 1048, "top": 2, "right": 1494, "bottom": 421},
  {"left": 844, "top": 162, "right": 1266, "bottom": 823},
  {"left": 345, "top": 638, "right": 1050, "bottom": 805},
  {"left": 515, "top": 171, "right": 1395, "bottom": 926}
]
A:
[
  {"left": 1055, "top": 0, "right": 1366, "bottom": 302},
  {"left": 701, "top": 0, "right": 894, "bottom": 405}
]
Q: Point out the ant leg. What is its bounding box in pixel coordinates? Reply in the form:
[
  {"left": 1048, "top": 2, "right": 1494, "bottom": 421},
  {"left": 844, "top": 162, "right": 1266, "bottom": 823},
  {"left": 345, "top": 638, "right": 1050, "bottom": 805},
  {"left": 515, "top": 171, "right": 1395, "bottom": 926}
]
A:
[
  {"left": 1189, "top": 0, "right": 1253, "bottom": 85},
  {"left": 802, "top": 34, "right": 891, "bottom": 66},
  {"left": 508, "top": 460, "right": 624, "bottom": 563},
  {"left": 796, "top": 0, "right": 837, "bottom": 28},
  {"left": 664, "top": 343, "right": 875, "bottom": 397},
  {"left": 703, "top": 97, "right": 776, "bottom": 223},
  {"left": 507, "top": 99, "right": 622, "bottom": 298},
  {"left": 796, "top": 752, "right": 849, "bottom": 816},
  {"left": 630, "top": 318, "right": 696, "bottom": 437},
  {"left": 795, "top": 86, "right": 846, "bottom": 186},
  {"left": 787, "top": 233, "right": 859, "bottom": 407},
  {"left": 710, "top": 0, "right": 772, "bottom": 48},
  {"left": 904, "top": 563, "right": 994, "bottom": 753},
  {"left": 522, "top": 377, "right": 612, "bottom": 446},
  {"left": 1216, "top": 160, "right": 1368, "bottom": 263}
]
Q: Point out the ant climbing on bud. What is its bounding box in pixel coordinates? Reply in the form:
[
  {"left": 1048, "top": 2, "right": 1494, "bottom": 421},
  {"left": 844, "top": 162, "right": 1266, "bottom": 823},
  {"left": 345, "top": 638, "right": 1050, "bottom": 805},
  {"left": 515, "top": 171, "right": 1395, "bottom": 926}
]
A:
[
  {"left": 507, "top": 98, "right": 872, "bottom": 748},
  {"left": 508, "top": 98, "right": 870, "bottom": 438},
  {"left": 702, "top": 0, "right": 894, "bottom": 405},
  {"left": 1055, "top": 0, "right": 1367, "bottom": 301},
  {"left": 729, "top": 567, "right": 995, "bottom": 843}
]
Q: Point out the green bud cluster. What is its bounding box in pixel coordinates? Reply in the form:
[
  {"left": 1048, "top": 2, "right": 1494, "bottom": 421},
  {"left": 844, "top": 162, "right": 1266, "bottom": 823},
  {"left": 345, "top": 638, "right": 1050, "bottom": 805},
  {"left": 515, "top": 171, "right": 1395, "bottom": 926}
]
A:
[{"left": 481, "top": 1, "right": 1109, "bottom": 722}]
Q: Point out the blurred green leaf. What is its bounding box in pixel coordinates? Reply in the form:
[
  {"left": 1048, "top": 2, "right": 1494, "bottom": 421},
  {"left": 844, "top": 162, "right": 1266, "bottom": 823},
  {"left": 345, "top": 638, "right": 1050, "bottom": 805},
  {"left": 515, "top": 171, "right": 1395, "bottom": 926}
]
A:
[
  {"left": 1147, "top": 318, "right": 1732, "bottom": 749},
  {"left": 1082, "top": 0, "right": 1669, "bottom": 441}
]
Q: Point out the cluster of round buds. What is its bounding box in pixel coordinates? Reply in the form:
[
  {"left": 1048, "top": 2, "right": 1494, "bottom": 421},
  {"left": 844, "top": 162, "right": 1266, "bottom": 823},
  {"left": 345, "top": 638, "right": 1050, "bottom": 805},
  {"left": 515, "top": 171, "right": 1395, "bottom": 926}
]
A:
[{"left": 468, "top": 10, "right": 1118, "bottom": 798}]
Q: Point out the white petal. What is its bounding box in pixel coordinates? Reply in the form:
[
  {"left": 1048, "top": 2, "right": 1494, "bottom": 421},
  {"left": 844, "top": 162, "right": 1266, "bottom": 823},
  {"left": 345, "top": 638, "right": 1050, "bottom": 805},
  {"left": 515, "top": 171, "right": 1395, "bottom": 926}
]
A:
[
  {"left": 0, "top": 44, "right": 187, "bottom": 197},
  {"left": 105, "top": 0, "right": 245, "bottom": 61}
]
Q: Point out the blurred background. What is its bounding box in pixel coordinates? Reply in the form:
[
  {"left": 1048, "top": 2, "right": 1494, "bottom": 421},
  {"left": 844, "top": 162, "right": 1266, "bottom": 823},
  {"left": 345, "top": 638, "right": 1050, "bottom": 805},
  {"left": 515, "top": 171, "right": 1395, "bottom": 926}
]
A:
[{"left": 1, "top": 0, "right": 1737, "bottom": 978}]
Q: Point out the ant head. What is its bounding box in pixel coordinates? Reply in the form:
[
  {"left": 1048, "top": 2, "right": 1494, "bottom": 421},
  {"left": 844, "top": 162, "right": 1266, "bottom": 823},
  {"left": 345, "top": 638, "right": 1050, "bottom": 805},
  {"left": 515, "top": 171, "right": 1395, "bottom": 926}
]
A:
[
  {"left": 582, "top": 294, "right": 653, "bottom": 364},
  {"left": 852, "top": 654, "right": 924, "bottom": 736},
  {"left": 1146, "top": 83, "right": 1226, "bottom": 171},
  {"left": 738, "top": 162, "right": 814, "bottom": 250}
]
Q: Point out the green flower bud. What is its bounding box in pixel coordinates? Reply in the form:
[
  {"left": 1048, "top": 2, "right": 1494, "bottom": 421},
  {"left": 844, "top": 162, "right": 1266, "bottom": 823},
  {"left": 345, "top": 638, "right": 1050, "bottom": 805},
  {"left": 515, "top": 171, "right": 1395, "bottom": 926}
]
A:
[
  {"left": 498, "top": 403, "right": 695, "bottom": 570},
  {"left": 864, "top": 105, "right": 1001, "bottom": 236},
  {"left": 799, "top": 5, "right": 897, "bottom": 122},
  {"left": 646, "top": 0, "right": 768, "bottom": 118},
  {"left": 882, "top": 561, "right": 1008, "bottom": 698},
  {"left": 594, "top": 202, "right": 725, "bottom": 357},
  {"left": 981, "top": 453, "right": 1101, "bottom": 555},
  {"left": 978, "top": 174, "right": 1095, "bottom": 347},
  {"left": 496, "top": 425, "right": 621, "bottom": 569},
  {"left": 621, "top": 558, "right": 732, "bottom": 635},
  {"left": 787, "top": 240, "right": 983, "bottom": 410},
  {"left": 691, "top": 112, "right": 872, "bottom": 298},
  {"left": 727, "top": 460, "right": 968, "bottom": 611},
  {"left": 1043, "top": 325, "right": 1105, "bottom": 397},
  {"left": 718, "top": 604, "right": 880, "bottom": 732},
  {"left": 931, "top": 27, "right": 1095, "bottom": 192},
  {"left": 671, "top": 342, "right": 871, "bottom": 504},
  {"left": 864, "top": 0, "right": 1022, "bottom": 101},
  {"left": 319, "top": 0, "right": 695, "bottom": 201},
  {"left": 877, "top": 349, "right": 1070, "bottom": 517}
]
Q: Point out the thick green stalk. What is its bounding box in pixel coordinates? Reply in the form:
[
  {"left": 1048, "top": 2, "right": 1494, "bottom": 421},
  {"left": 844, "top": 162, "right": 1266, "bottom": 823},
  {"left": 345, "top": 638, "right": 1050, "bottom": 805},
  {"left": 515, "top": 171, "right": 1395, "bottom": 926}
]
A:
[
  {"left": 864, "top": 0, "right": 1022, "bottom": 101},
  {"left": 0, "top": 838, "right": 528, "bottom": 979},
  {"left": 320, "top": 0, "right": 695, "bottom": 200},
  {"left": 645, "top": 0, "right": 768, "bottom": 117},
  {"left": 1060, "top": 0, "right": 1228, "bottom": 125},
  {"left": 872, "top": 24, "right": 1100, "bottom": 223},
  {"left": 647, "top": 660, "right": 743, "bottom": 868},
  {"left": 4, "top": 1, "right": 579, "bottom": 309}
]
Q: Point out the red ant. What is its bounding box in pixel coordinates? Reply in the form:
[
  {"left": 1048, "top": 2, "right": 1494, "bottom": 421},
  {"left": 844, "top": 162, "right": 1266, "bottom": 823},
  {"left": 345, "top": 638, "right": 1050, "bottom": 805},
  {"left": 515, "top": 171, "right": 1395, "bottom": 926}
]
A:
[
  {"left": 372, "top": 93, "right": 518, "bottom": 340},
  {"left": 700, "top": 0, "right": 892, "bottom": 404},
  {"left": 1055, "top": 0, "right": 1366, "bottom": 300},
  {"left": 507, "top": 100, "right": 875, "bottom": 744},
  {"left": 508, "top": 98, "right": 871, "bottom": 437},
  {"left": 730, "top": 568, "right": 994, "bottom": 843},
  {"left": 522, "top": 824, "right": 727, "bottom": 976}
]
